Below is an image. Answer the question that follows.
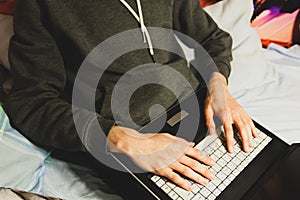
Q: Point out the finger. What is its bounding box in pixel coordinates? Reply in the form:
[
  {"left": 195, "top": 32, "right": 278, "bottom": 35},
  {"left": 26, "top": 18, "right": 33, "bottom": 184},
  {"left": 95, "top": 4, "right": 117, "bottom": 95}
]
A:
[
  {"left": 170, "top": 162, "right": 210, "bottom": 187},
  {"left": 239, "top": 116, "right": 253, "bottom": 151},
  {"left": 178, "top": 156, "right": 215, "bottom": 180},
  {"left": 204, "top": 104, "right": 216, "bottom": 135},
  {"left": 239, "top": 122, "right": 251, "bottom": 152},
  {"left": 246, "top": 119, "right": 254, "bottom": 148},
  {"left": 249, "top": 120, "right": 258, "bottom": 138},
  {"left": 185, "top": 147, "right": 215, "bottom": 166},
  {"left": 224, "top": 119, "right": 234, "bottom": 153},
  {"left": 157, "top": 168, "right": 192, "bottom": 191}
]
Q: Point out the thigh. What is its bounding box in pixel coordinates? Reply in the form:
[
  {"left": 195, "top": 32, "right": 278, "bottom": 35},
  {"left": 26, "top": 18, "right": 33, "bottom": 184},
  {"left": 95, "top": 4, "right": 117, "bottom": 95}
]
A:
[
  {"left": 42, "top": 157, "right": 123, "bottom": 200},
  {"left": 0, "top": 106, "right": 49, "bottom": 193}
]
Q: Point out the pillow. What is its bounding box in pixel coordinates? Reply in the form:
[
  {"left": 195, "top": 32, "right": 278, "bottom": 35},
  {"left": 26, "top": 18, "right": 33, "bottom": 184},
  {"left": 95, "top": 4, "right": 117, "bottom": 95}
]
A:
[
  {"left": 0, "top": 13, "right": 13, "bottom": 70},
  {"left": 203, "top": 0, "right": 279, "bottom": 94}
]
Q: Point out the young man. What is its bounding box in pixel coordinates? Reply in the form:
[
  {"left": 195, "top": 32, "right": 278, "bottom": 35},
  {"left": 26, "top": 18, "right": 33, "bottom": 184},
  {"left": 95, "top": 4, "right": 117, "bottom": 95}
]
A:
[{"left": 4, "top": 0, "right": 257, "bottom": 195}]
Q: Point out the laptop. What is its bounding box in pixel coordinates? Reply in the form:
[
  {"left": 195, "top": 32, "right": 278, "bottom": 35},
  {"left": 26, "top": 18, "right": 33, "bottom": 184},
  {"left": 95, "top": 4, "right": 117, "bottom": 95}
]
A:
[{"left": 107, "top": 86, "right": 290, "bottom": 200}]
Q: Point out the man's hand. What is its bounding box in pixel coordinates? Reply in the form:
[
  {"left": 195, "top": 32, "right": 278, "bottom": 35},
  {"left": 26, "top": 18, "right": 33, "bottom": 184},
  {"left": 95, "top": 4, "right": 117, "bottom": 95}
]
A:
[
  {"left": 204, "top": 72, "right": 258, "bottom": 153},
  {"left": 107, "top": 126, "right": 216, "bottom": 191}
]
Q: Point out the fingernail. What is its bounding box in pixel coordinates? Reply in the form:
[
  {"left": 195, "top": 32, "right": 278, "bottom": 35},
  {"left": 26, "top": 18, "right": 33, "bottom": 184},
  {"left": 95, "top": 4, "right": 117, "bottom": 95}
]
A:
[
  {"left": 190, "top": 142, "right": 195, "bottom": 147},
  {"left": 209, "top": 128, "right": 215, "bottom": 135},
  {"left": 199, "top": 151, "right": 207, "bottom": 160},
  {"left": 250, "top": 142, "right": 253, "bottom": 148},
  {"left": 210, "top": 171, "right": 215, "bottom": 179},
  {"left": 185, "top": 182, "right": 192, "bottom": 190},
  {"left": 245, "top": 146, "right": 249, "bottom": 153},
  {"left": 210, "top": 159, "right": 216, "bottom": 166},
  {"left": 203, "top": 178, "right": 209, "bottom": 185},
  {"left": 229, "top": 146, "right": 234, "bottom": 153}
]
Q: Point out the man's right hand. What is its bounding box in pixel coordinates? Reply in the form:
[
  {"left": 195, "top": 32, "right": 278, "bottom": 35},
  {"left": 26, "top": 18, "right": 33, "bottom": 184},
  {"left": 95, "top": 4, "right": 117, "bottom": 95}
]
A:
[{"left": 107, "top": 126, "right": 216, "bottom": 191}]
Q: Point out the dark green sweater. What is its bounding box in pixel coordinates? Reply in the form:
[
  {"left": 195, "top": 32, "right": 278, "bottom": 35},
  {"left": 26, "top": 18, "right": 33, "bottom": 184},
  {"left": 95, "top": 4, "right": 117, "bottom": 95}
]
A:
[{"left": 4, "top": 0, "right": 232, "bottom": 152}]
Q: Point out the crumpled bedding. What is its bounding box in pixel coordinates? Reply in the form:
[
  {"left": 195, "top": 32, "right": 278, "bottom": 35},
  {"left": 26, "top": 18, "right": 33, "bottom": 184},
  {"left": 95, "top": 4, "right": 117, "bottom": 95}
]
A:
[
  {"left": 0, "top": 187, "right": 61, "bottom": 200},
  {"left": 232, "top": 43, "right": 300, "bottom": 145}
]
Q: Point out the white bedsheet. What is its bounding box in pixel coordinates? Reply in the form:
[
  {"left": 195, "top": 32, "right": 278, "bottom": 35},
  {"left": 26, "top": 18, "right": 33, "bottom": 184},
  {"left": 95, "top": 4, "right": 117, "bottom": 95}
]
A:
[{"left": 232, "top": 43, "right": 300, "bottom": 145}]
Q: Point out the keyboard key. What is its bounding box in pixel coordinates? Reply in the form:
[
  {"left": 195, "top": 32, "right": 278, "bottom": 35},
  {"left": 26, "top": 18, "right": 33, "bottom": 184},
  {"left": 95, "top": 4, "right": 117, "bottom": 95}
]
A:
[
  {"left": 232, "top": 169, "right": 240, "bottom": 176},
  {"left": 252, "top": 138, "right": 261, "bottom": 147},
  {"left": 169, "top": 191, "right": 179, "bottom": 200},
  {"left": 211, "top": 141, "right": 221, "bottom": 150},
  {"left": 218, "top": 145, "right": 227, "bottom": 154},
  {"left": 156, "top": 179, "right": 165, "bottom": 187},
  {"left": 174, "top": 186, "right": 189, "bottom": 199},
  {"left": 213, "top": 188, "right": 222, "bottom": 196},
  {"left": 227, "top": 162, "right": 236, "bottom": 171},
  {"left": 223, "top": 154, "right": 232, "bottom": 162},
  {"left": 200, "top": 187, "right": 211, "bottom": 198},
  {"left": 211, "top": 163, "right": 221, "bottom": 173},
  {"left": 228, "top": 174, "right": 236, "bottom": 182},
  {"left": 151, "top": 175, "right": 160, "bottom": 183},
  {"left": 266, "top": 137, "right": 272, "bottom": 143},
  {"left": 218, "top": 183, "right": 226, "bottom": 191},
  {"left": 223, "top": 178, "right": 231, "bottom": 186},
  {"left": 222, "top": 166, "right": 231, "bottom": 176},
  {"left": 237, "top": 151, "right": 247, "bottom": 160},
  {"left": 166, "top": 182, "right": 176, "bottom": 189},
  {"left": 205, "top": 147, "right": 214, "bottom": 155},
  {"left": 259, "top": 133, "right": 267, "bottom": 140},
  {"left": 206, "top": 182, "right": 217, "bottom": 192},
  {"left": 211, "top": 154, "right": 218, "bottom": 161},
  {"left": 187, "top": 191, "right": 195, "bottom": 199},
  {"left": 256, "top": 144, "right": 265, "bottom": 152},
  {"left": 218, "top": 158, "right": 227, "bottom": 167},
  {"left": 191, "top": 184, "right": 200, "bottom": 194},
  {"left": 216, "top": 171, "right": 227, "bottom": 181},
  {"left": 214, "top": 149, "right": 224, "bottom": 159},
  {"left": 252, "top": 148, "right": 261, "bottom": 157},
  {"left": 232, "top": 157, "right": 241, "bottom": 166},
  {"left": 191, "top": 193, "right": 205, "bottom": 200},
  {"left": 161, "top": 184, "right": 172, "bottom": 194},
  {"left": 237, "top": 164, "right": 246, "bottom": 172},
  {"left": 212, "top": 177, "right": 222, "bottom": 186},
  {"left": 207, "top": 193, "right": 216, "bottom": 200}
]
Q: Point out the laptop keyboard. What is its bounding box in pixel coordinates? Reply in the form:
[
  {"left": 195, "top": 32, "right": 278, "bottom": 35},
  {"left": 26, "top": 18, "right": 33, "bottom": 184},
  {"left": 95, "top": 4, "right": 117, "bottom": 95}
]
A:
[{"left": 150, "top": 128, "right": 272, "bottom": 200}]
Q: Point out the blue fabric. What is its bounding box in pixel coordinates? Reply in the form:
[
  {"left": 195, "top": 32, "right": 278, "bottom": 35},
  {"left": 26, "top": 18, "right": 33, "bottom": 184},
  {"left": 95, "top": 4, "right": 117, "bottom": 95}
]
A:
[
  {"left": 0, "top": 106, "right": 123, "bottom": 199},
  {"left": 0, "top": 106, "right": 49, "bottom": 194}
]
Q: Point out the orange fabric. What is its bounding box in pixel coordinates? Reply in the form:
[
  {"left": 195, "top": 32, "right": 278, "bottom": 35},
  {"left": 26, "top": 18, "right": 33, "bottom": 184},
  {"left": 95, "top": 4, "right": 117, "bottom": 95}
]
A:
[
  {"left": 0, "top": 0, "right": 15, "bottom": 15},
  {"left": 200, "top": 0, "right": 223, "bottom": 7}
]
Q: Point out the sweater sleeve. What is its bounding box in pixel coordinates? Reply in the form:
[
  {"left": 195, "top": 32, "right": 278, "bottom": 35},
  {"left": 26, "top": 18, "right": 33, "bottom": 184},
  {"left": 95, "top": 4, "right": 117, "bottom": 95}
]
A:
[
  {"left": 173, "top": 0, "right": 232, "bottom": 79},
  {"left": 3, "top": 0, "right": 115, "bottom": 152}
]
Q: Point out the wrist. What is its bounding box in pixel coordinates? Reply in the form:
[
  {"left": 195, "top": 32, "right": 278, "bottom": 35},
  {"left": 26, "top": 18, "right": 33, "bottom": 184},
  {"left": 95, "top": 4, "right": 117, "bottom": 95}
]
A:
[
  {"left": 211, "top": 72, "right": 227, "bottom": 85},
  {"left": 208, "top": 72, "right": 229, "bottom": 94},
  {"left": 107, "top": 126, "right": 142, "bottom": 154}
]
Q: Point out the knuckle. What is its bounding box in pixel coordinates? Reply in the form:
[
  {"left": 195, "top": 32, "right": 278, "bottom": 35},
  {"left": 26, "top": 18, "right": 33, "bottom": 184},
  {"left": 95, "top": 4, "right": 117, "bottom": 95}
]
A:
[
  {"left": 155, "top": 169, "right": 165, "bottom": 177},
  {"left": 204, "top": 168, "right": 211, "bottom": 176},
  {"left": 169, "top": 173, "right": 177, "bottom": 181},
  {"left": 232, "top": 111, "right": 240, "bottom": 119},
  {"left": 189, "top": 160, "right": 199, "bottom": 169},
  {"left": 226, "top": 137, "right": 234, "bottom": 144},
  {"left": 239, "top": 124, "right": 247, "bottom": 132},
  {"left": 192, "top": 148, "right": 200, "bottom": 155},
  {"left": 246, "top": 118, "right": 253, "bottom": 124},
  {"left": 181, "top": 167, "right": 190, "bottom": 175}
]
